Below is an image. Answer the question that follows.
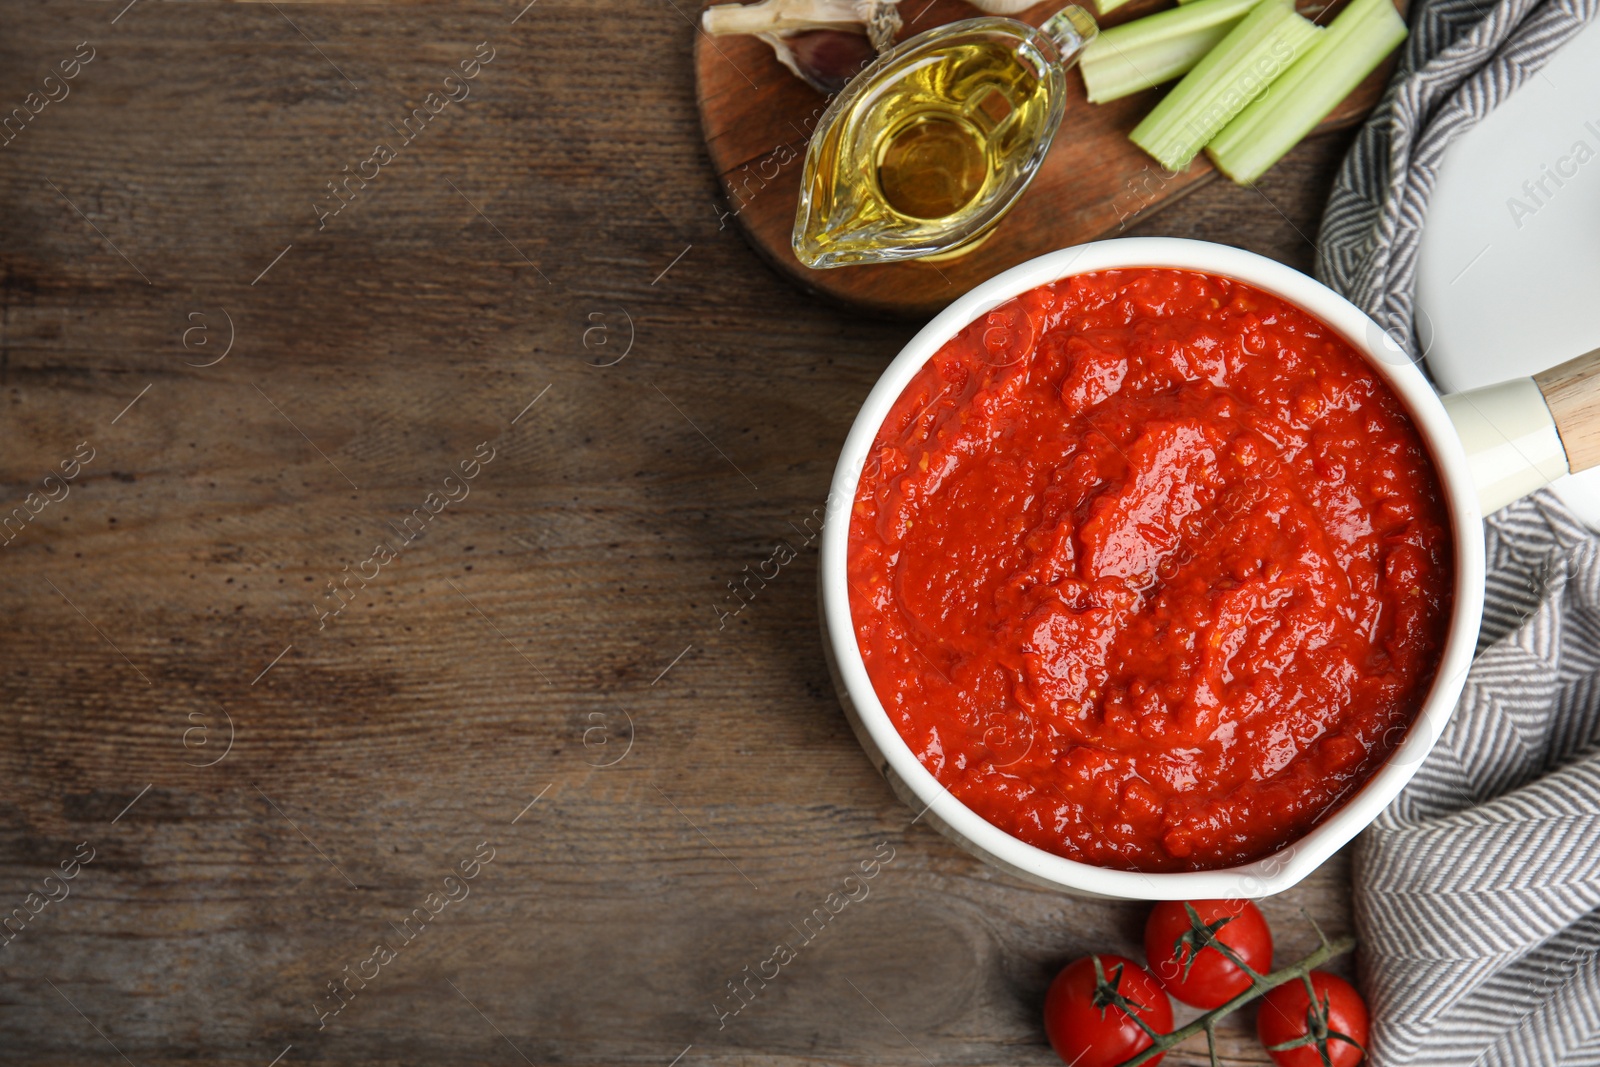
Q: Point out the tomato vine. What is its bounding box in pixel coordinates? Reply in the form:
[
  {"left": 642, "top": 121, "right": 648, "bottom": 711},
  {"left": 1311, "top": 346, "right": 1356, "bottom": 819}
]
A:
[{"left": 1107, "top": 913, "right": 1359, "bottom": 1067}]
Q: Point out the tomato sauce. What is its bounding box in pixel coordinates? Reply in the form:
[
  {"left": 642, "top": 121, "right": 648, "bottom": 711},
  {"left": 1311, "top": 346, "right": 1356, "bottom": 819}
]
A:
[{"left": 848, "top": 269, "right": 1452, "bottom": 872}]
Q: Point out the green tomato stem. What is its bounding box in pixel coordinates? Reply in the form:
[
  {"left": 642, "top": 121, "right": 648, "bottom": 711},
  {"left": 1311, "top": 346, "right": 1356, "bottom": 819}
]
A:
[{"left": 1116, "top": 933, "right": 1357, "bottom": 1067}]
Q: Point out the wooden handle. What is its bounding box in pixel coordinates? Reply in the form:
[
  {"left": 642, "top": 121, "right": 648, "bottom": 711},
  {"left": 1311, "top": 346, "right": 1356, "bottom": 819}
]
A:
[{"left": 1535, "top": 347, "right": 1600, "bottom": 474}]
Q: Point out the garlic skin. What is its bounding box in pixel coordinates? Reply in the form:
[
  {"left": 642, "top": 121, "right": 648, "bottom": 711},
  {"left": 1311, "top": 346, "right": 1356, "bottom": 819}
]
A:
[
  {"left": 760, "top": 30, "right": 880, "bottom": 93},
  {"left": 703, "top": 0, "right": 903, "bottom": 92},
  {"left": 703, "top": 0, "right": 902, "bottom": 50},
  {"left": 964, "top": 0, "right": 1041, "bottom": 12}
]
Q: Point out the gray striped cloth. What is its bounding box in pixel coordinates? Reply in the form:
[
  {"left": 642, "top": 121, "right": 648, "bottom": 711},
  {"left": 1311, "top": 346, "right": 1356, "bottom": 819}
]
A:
[
  {"left": 1315, "top": 1, "right": 1600, "bottom": 1063},
  {"left": 1315, "top": 0, "right": 1597, "bottom": 353},
  {"left": 1352, "top": 492, "right": 1600, "bottom": 1066}
]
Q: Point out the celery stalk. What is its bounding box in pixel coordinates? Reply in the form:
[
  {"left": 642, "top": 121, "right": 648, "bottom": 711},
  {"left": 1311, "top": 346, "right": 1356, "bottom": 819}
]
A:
[
  {"left": 1080, "top": 0, "right": 1268, "bottom": 103},
  {"left": 1128, "top": 0, "right": 1321, "bottom": 171},
  {"left": 1091, "top": 0, "right": 1137, "bottom": 17},
  {"left": 1207, "top": 0, "right": 1407, "bottom": 183}
]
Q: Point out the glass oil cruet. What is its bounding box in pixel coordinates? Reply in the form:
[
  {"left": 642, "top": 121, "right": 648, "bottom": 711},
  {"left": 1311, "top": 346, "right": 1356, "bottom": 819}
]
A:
[{"left": 793, "top": 7, "right": 1098, "bottom": 270}]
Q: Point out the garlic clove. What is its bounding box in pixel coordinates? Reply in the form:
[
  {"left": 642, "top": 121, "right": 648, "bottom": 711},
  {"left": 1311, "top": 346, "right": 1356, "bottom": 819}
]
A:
[
  {"left": 703, "top": 0, "right": 904, "bottom": 92},
  {"left": 965, "top": 0, "right": 1044, "bottom": 12},
  {"left": 703, "top": 0, "right": 885, "bottom": 35},
  {"left": 763, "top": 29, "right": 879, "bottom": 93}
]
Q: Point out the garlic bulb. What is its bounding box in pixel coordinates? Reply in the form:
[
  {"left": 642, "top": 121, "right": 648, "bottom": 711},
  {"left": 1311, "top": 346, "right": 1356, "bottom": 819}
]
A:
[{"left": 702, "top": 0, "right": 903, "bottom": 93}]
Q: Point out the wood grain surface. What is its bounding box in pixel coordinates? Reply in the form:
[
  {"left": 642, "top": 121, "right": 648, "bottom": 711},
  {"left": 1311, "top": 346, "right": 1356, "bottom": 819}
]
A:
[
  {"left": 1536, "top": 347, "right": 1600, "bottom": 474},
  {"left": 0, "top": 2, "right": 1361, "bottom": 1064},
  {"left": 696, "top": 0, "right": 1398, "bottom": 316}
]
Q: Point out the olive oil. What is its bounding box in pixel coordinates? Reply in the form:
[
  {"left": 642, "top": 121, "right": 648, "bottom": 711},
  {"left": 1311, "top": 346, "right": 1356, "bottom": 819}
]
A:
[
  {"left": 793, "top": 9, "right": 1097, "bottom": 269},
  {"left": 878, "top": 114, "right": 989, "bottom": 220}
]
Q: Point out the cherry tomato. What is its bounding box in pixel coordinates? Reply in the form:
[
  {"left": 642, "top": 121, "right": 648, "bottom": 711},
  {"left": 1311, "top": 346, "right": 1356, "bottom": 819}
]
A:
[
  {"left": 1143, "top": 899, "right": 1274, "bottom": 1008},
  {"left": 1256, "top": 971, "right": 1369, "bottom": 1067},
  {"left": 1044, "top": 954, "right": 1172, "bottom": 1067}
]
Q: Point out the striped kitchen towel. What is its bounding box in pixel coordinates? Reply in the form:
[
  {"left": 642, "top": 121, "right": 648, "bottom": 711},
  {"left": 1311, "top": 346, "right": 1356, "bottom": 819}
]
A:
[
  {"left": 1315, "top": 0, "right": 1597, "bottom": 355},
  {"left": 1316, "top": 0, "right": 1600, "bottom": 1061},
  {"left": 1352, "top": 490, "right": 1600, "bottom": 1066}
]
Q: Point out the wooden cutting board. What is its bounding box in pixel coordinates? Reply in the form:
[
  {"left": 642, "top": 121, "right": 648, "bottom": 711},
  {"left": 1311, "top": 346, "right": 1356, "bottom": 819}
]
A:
[{"left": 695, "top": 0, "right": 1397, "bottom": 317}]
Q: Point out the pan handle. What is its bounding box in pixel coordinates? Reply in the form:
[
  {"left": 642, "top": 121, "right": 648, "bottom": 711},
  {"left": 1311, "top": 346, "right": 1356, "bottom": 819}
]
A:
[
  {"left": 1437, "top": 393, "right": 1541, "bottom": 515},
  {"left": 1534, "top": 348, "right": 1600, "bottom": 475},
  {"left": 1441, "top": 347, "right": 1600, "bottom": 515}
]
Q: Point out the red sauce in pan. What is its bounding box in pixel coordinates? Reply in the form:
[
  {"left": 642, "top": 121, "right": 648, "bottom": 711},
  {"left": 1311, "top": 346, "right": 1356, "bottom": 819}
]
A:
[{"left": 848, "top": 269, "right": 1452, "bottom": 872}]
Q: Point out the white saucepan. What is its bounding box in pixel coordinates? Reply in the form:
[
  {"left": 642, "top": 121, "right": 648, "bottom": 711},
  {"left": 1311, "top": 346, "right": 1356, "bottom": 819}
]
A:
[{"left": 819, "top": 237, "right": 1598, "bottom": 899}]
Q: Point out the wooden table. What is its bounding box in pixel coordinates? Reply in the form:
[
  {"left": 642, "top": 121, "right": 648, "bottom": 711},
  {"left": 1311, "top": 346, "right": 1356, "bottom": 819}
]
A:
[{"left": 0, "top": 3, "right": 1360, "bottom": 1064}]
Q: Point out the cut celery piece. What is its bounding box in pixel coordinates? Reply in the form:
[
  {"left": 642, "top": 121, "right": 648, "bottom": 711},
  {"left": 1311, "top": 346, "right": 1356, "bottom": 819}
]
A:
[
  {"left": 1080, "top": 0, "right": 1268, "bottom": 103},
  {"left": 1092, "top": 0, "right": 1137, "bottom": 16},
  {"left": 1128, "top": 0, "right": 1321, "bottom": 172},
  {"left": 1207, "top": 0, "right": 1407, "bottom": 183}
]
